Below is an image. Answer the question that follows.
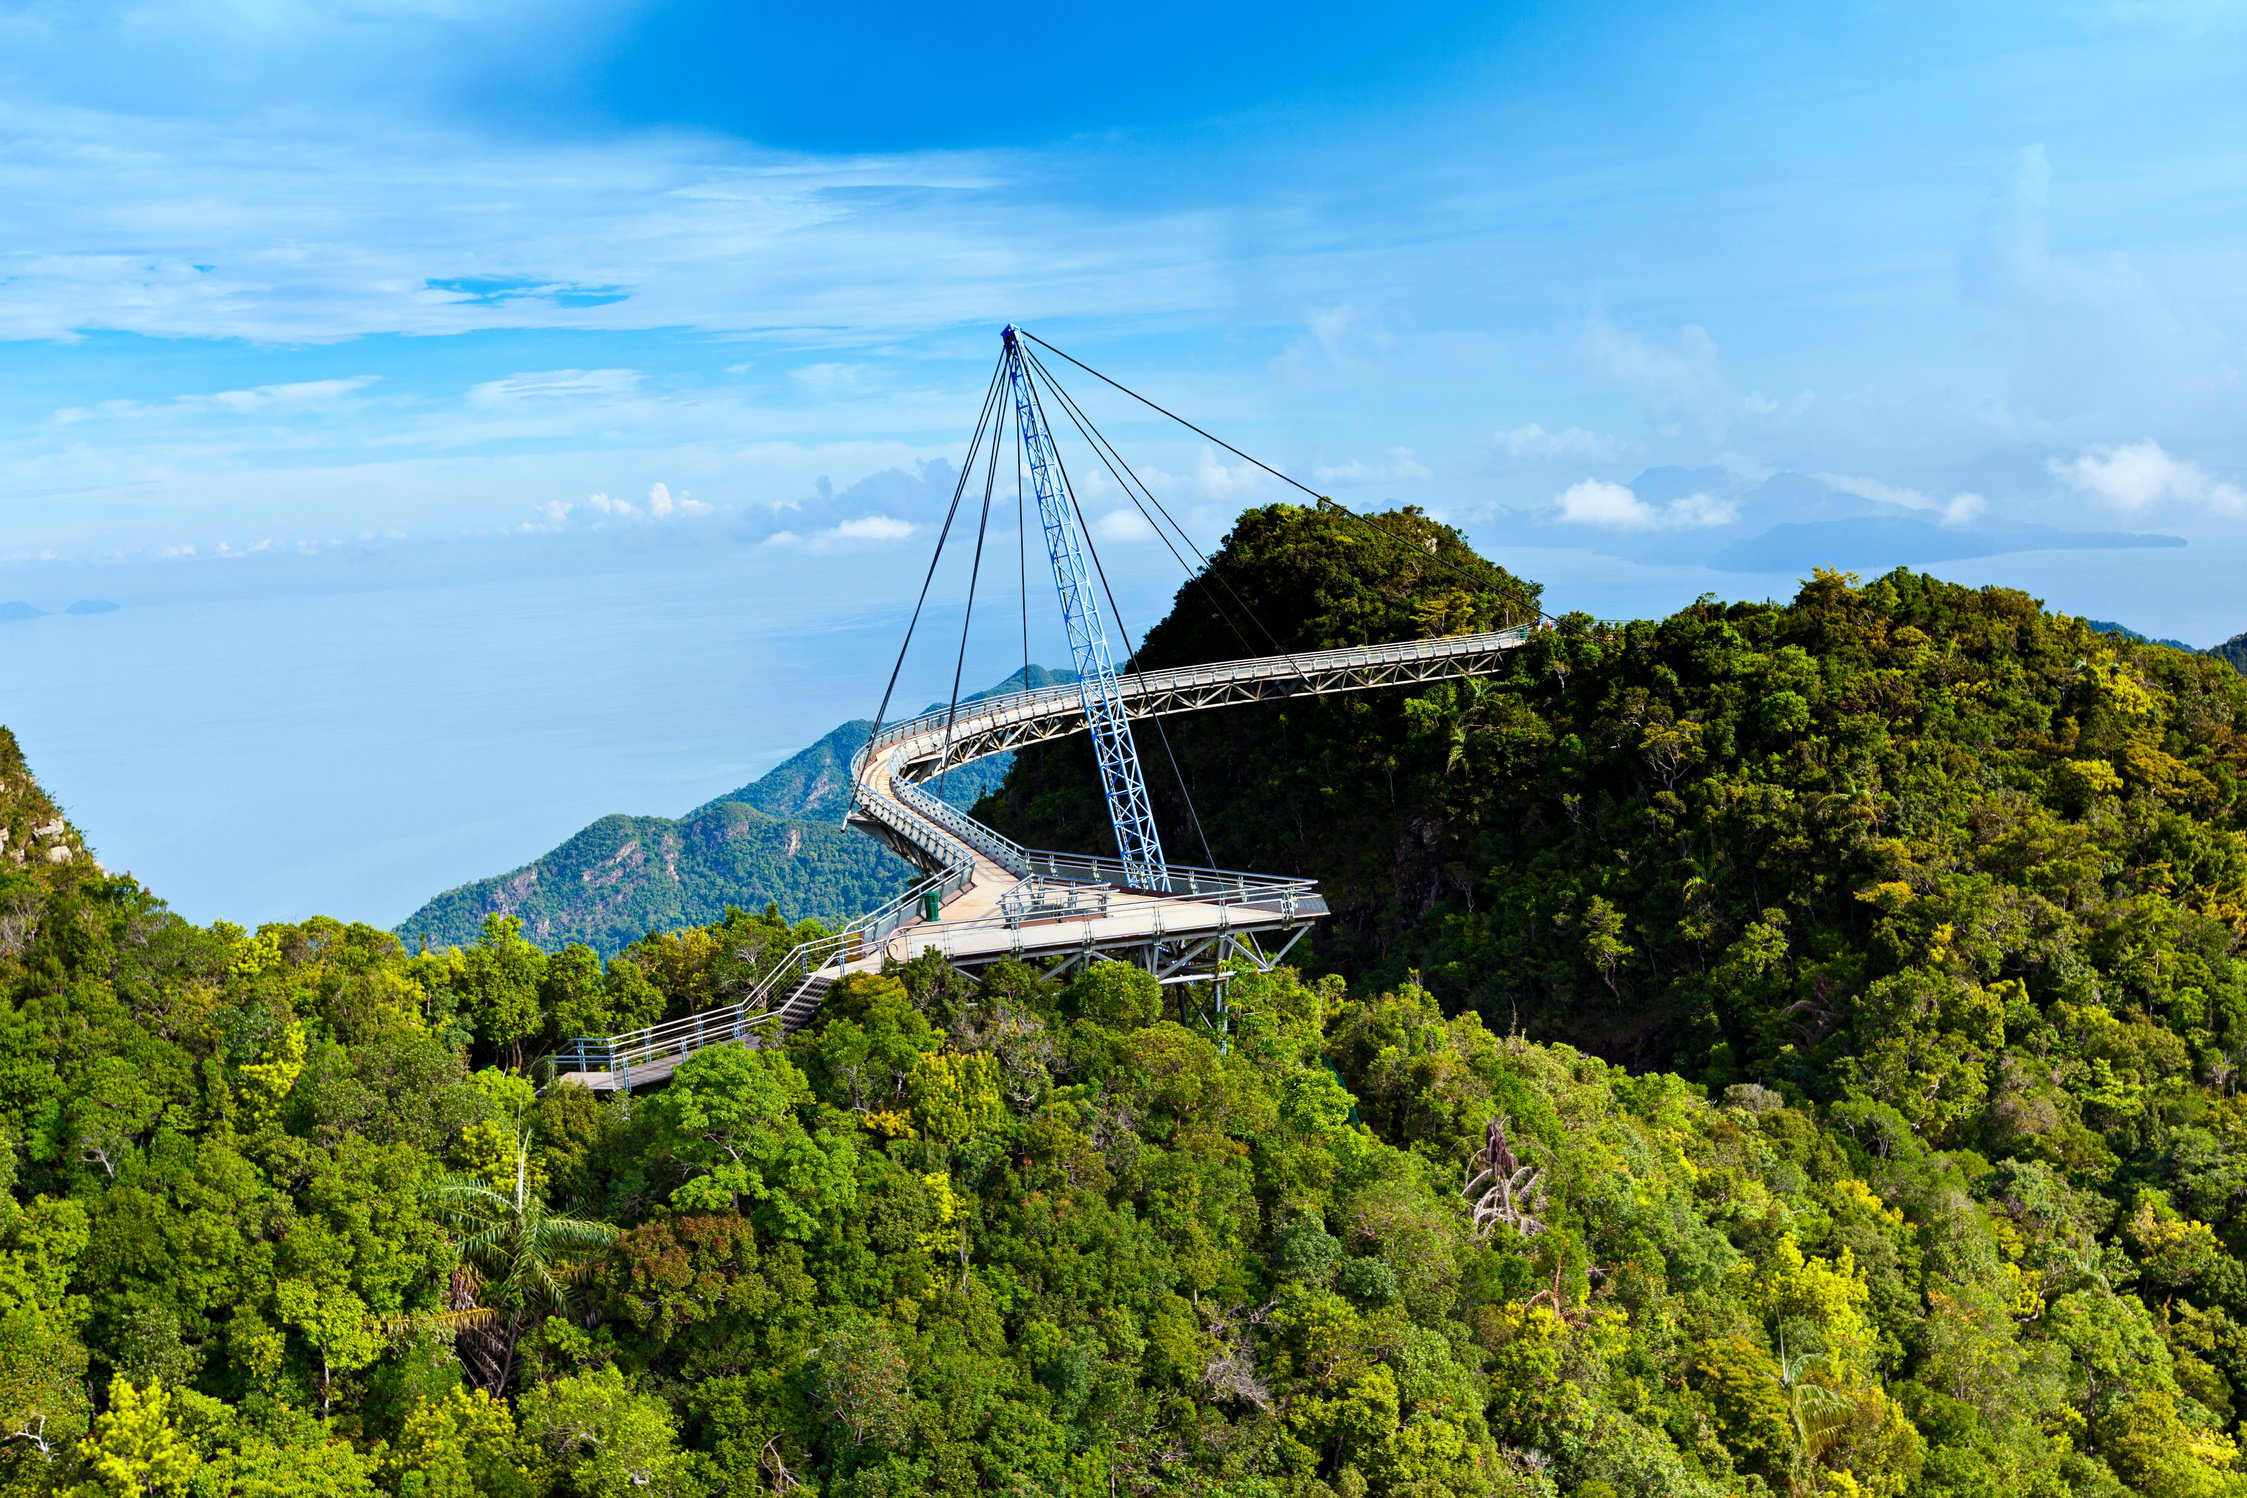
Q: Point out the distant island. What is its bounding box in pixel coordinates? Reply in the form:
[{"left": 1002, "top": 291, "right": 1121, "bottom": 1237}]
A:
[{"left": 0, "top": 598, "right": 121, "bottom": 620}]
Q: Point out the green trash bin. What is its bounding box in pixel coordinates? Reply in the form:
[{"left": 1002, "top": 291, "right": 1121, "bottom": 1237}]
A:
[{"left": 922, "top": 889, "right": 942, "bottom": 923}]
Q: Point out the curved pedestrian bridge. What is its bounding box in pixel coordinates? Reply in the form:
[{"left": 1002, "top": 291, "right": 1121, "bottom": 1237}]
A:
[{"left": 542, "top": 624, "right": 1535, "bottom": 1090}]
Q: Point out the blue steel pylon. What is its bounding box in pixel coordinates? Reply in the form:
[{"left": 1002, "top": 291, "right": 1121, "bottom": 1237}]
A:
[{"left": 1001, "top": 327, "right": 1170, "bottom": 891}]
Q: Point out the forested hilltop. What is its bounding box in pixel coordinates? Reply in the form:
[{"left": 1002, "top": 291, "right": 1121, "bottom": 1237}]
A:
[{"left": 11, "top": 514, "right": 2247, "bottom": 1495}]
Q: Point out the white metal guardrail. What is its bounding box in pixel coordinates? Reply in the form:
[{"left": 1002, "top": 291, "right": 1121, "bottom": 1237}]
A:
[
  {"left": 540, "top": 857, "right": 1314, "bottom": 1085},
  {"left": 854, "top": 626, "right": 1535, "bottom": 889},
  {"left": 869, "top": 624, "right": 1537, "bottom": 769}
]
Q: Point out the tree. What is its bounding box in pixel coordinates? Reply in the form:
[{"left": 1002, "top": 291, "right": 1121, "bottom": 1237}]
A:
[
  {"left": 1461, "top": 1116, "right": 1545, "bottom": 1239},
  {"left": 0, "top": 1304, "right": 88, "bottom": 1467},
  {"left": 517, "top": 1366, "right": 692, "bottom": 1497},
  {"left": 422, "top": 1131, "right": 617, "bottom": 1392},
  {"left": 812, "top": 1319, "right": 913, "bottom": 1451},
  {"left": 453, "top": 917, "right": 546, "bottom": 1070},
  {"left": 383, "top": 1387, "right": 534, "bottom": 1498},
  {"left": 642, "top": 1045, "right": 857, "bottom": 1238},
  {"left": 68, "top": 1378, "right": 198, "bottom": 1497}
]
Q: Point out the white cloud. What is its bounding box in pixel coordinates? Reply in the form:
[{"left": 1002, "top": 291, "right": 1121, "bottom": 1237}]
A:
[
  {"left": 569, "top": 482, "right": 711, "bottom": 525},
  {"left": 470, "top": 369, "right": 642, "bottom": 405},
  {"left": 1312, "top": 447, "right": 1432, "bottom": 484},
  {"left": 190, "top": 377, "right": 378, "bottom": 415},
  {"left": 1138, "top": 449, "right": 1283, "bottom": 503},
  {"left": 1553, "top": 479, "right": 1737, "bottom": 530},
  {"left": 826, "top": 514, "right": 914, "bottom": 542},
  {"left": 1667, "top": 492, "right": 1740, "bottom": 527},
  {"left": 1585, "top": 314, "right": 1727, "bottom": 436},
  {"left": 765, "top": 514, "right": 917, "bottom": 549},
  {"left": 1819, "top": 473, "right": 1934, "bottom": 512},
  {"left": 789, "top": 363, "right": 873, "bottom": 397},
  {"left": 0, "top": 100, "right": 1197, "bottom": 347},
  {"left": 1820, "top": 473, "right": 1990, "bottom": 528},
  {"left": 53, "top": 375, "right": 378, "bottom": 424},
  {"left": 1959, "top": 146, "right": 2231, "bottom": 432},
  {"left": 1554, "top": 480, "right": 1651, "bottom": 527},
  {"left": 1279, "top": 303, "right": 1400, "bottom": 375},
  {"left": 1493, "top": 423, "right": 1620, "bottom": 461},
  {"left": 1092, "top": 509, "right": 1156, "bottom": 543},
  {"left": 1741, "top": 390, "right": 1814, "bottom": 420},
  {"left": 2050, "top": 439, "right": 2245, "bottom": 514},
  {"left": 645, "top": 481, "right": 711, "bottom": 518}
]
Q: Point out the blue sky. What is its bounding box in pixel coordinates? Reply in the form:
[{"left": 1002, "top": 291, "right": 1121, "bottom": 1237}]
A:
[{"left": 5, "top": 0, "right": 2247, "bottom": 924}]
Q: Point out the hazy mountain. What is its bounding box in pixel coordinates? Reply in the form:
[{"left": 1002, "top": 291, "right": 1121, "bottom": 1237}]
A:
[
  {"left": 395, "top": 664, "right": 1075, "bottom": 953},
  {"left": 1708, "top": 515, "right": 2184, "bottom": 573},
  {"left": 2083, "top": 618, "right": 2195, "bottom": 652}
]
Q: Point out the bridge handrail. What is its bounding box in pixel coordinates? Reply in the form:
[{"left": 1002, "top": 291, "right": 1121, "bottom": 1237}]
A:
[
  {"left": 544, "top": 858, "right": 1319, "bottom": 1078},
  {"left": 542, "top": 834, "right": 980, "bottom": 1079},
  {"left": 548, "top": 880, "right": 1312, "bottom": 1078},
  {"left": 853, "top": 626, "right": 1533, "bottom": 889},
  {"left": 891, "top": 770, "right": 1316, "bottom": 898}
]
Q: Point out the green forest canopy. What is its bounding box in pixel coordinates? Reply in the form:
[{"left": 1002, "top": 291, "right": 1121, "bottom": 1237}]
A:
[{"left": 8, "top": 512, "right": 2247, "bottom": 1495}]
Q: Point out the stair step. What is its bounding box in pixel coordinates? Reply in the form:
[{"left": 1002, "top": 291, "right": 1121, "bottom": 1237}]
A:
[{"left": 779, "top": 974, "right": 834, "bottom": 1035}]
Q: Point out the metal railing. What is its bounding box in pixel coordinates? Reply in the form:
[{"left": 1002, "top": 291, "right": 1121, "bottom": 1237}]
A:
[
  {"left": 853, "top": 626, "right": 1535, "bottom": 882},
  {"left": 540, "top": 857, "right": 1316, "bottom": 1086},
  {"left": 999, "top": 876, "right": 1111, "bottom": 927},
  {"left": 866, "top": 624, "right": 1537, "bottom": 757},
  {"left": 540, "top": 833, "right": 979, "bottom": 1083}
]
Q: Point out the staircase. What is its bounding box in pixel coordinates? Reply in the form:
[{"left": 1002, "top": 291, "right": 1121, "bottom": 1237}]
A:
[{"left": 772, "top": 972, "right": 835, "bottom": 1038}]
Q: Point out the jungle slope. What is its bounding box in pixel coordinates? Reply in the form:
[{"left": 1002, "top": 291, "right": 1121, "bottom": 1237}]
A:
[{"left": 9, "top": 720, "right": 2247, "bottom": 1495}]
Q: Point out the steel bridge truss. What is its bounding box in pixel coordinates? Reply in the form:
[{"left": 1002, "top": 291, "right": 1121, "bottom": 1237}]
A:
[
  {"left": 1001, "top": 326, "right": 1169, "bottom": 890},
  {"left": 896, "top": 918, "right": 1307, "bottom": 987},
  {"left": 537, "top": 625, "right": 1537, "bottom": 1092}
]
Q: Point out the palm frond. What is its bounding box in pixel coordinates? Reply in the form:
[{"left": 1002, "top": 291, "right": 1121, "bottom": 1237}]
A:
[
  {"left": 376, "top": 1306, "right": 502, "bottom": 1335},
  {"left": 424, "top": 1172, "right": 509, "bottom": 1205},
  {"left": 538, "top": 1218, "right": 622, "bottom": 1250}
]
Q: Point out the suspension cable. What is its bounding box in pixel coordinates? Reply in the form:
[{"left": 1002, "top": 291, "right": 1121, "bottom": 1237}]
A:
[
  {"left": 864, "top": 353, "right": 1007, "bottom": 747},
  {"left": 1016, "top": 355, "right": 1221, "bottom": 868},
  {"left": 1022, "top": 343, "right": 1310, "bottom": 678},
  {"left": 1021, "top": 329, "right": 1545, "bottom": 622},
  {"left": 1015, "top": 396, "right": 1030, "bottom": 696},
  {"left": 938, "top": 382, "right": 1009, "bottom": 799}
]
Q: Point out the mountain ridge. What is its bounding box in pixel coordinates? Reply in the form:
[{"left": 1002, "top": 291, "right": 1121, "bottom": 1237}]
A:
[{"left": 396, "top": 664, "right": 1074, "bottom": 953}]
